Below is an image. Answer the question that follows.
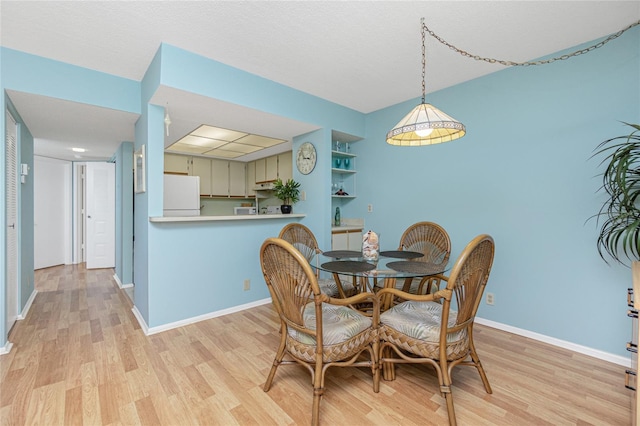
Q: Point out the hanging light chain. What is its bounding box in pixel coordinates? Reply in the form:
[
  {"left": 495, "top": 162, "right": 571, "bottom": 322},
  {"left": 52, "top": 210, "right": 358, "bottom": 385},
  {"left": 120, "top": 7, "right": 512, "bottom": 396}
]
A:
[
  {"left": 422, "top": 20, "right": 640, "bottom": 67},
  {"left": 421, "top": 17, "right": 426, "bottom": 102}
]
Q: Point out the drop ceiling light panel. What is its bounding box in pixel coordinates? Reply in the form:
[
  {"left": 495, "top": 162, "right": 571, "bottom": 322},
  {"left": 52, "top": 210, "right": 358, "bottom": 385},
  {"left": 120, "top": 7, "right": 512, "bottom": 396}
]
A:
[
  {"left": 192, "top": 125, "right": 247, "bottom": 141},
  {"left": 167, "top": 124, "right": 287, "bottom": 159}
]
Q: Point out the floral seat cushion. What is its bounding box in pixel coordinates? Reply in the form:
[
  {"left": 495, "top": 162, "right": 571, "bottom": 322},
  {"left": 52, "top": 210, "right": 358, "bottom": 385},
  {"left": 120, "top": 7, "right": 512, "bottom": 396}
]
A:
[
  {"left": 318, "top": 277, "right": 355, "bottom": 297},
  {"left": 288, "top": 303, "right": 372, "bottom": 346},
  {"left": 380, "top": 300, "right": 466, "bottom": 344}
]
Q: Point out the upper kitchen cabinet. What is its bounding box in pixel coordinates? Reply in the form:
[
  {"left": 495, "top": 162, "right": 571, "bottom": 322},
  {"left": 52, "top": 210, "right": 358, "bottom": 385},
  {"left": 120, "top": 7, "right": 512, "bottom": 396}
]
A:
[
  {"left": 252, "top": 152, "right": 293, "bottom": 184},
  {"left": 255, "top": 156, "right": 278, "bottom": 182},
  {"left": 278, "top": 151, "right": 293, "bottom": 181},
  {"left": 246, "top": 161, "right": 256, "bottom": 196},
  {"left": 164, "top": 153, "right": 190, "bottom": 175},
  {"left": 210, "top": 158, "right": 229, "bottom": 196},
  {"left": 165, "top": 153, "right": 248, "bottom": 198},
  {"left": 229, "top": 161, "right": 246, "bottom": 197},
  {"left": 192, "top": 156, "right": 212, "bottom": 196}
]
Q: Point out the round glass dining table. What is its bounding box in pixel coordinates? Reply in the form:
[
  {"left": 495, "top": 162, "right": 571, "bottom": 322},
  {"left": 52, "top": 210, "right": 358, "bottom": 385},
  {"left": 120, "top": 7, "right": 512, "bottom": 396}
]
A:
[{"left": 311, "top": 249, "right": 449, "bottom": 310}]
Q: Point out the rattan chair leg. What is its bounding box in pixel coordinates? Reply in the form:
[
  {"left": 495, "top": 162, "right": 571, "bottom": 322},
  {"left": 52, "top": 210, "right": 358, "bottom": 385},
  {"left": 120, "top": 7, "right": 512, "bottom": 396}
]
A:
[
  {"left": 439, "top": 358, "right": 457, "bottom": 426},
  {"left": 312, "top": 381, "right": 323, "bottom": 426},
  {"left": 264, "top": 332, "right": 287, "bottom": 392},
  {"left": 469, "top": 329, "right": 492, "bottom": 393},
  {"left": 444, "top": 390, "right": 457, "bottom": 426},
  {"left": 371, "top": 341, "right": 381, "bottom": 393}
]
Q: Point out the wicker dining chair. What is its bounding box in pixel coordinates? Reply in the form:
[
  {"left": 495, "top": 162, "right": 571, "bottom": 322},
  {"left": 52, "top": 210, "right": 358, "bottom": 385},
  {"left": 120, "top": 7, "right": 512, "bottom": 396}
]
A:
[
  {"left": 279, "top": 223, "right": 356, "bottom": 298},
  {"left": 260, "top": 237, "right": 380, "bottom": 426},
  {"left": 397, "top": 221, "right": 452, "bottom": 294},
  {"left": 377, "top": 234, "right": 495, "bottom": 426}
]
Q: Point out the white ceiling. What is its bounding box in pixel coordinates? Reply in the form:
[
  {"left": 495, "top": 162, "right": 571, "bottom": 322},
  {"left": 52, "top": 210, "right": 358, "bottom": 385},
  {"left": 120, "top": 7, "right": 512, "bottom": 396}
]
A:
[{"left": 2, "top": 1, "right": 638, "bottom": 161}]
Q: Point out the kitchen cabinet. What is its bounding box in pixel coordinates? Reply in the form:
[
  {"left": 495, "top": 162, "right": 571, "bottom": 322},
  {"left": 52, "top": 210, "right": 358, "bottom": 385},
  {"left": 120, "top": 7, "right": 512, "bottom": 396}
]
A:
[
  {"left": 254, "top": 152, "right": 292, "bottom": 184},
  {"left": 164, "top": 153, "right": 190, "bottom": 175},
  {"left": 211, "top": 158, "right": 229, "bottom": 196},
  {"left": 229, "top": 161, "right": 246, "bottom": 196},
  {"left": 246, "top": 161, "right": 256, "bottom": 196},
  {"left": 331, "top": 228, "right": 363, "bottom": 251},
  {"left": 278, "top": 151, "right": 293, "bottom": 181},
  {"left": 169, "top": 153, "right": 248, "bottom": 197},
  {"left": 191, "top": 157, "right": 211, "bottom": 196},
  {"left": 266, "top": 156, "right": 278, "bottom": 181},
  {"left": 255, "top": 158, "right": 266, "bottom": 183}
]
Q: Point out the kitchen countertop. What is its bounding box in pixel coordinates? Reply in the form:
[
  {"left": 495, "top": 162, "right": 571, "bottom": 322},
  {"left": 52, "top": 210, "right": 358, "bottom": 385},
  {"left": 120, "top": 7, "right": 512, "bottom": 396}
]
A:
[
  {"left": 331, "top": 225, "right": 364, "bottom": 232},
  {"left": 150, "top": 214, "right": 305, "bottom": 223}
]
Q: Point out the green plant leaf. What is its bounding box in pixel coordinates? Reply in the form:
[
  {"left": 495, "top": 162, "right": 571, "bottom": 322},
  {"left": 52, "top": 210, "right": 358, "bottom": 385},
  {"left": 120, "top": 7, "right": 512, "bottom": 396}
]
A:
[{"left": 592, "top": 122, "right": 640, "bottom": 266}]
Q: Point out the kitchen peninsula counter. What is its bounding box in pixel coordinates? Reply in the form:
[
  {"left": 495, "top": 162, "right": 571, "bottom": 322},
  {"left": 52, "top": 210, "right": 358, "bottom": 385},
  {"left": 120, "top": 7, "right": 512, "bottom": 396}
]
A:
[{"left": 149, "top": 214, "right": 305, "bottom": 223}]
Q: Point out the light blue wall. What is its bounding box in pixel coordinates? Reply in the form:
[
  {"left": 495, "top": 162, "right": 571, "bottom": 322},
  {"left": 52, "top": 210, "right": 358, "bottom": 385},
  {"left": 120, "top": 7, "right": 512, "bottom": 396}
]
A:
[
  {"left": 114, "top": 142, "right": 134, "bottom": 286},
  {"left": 1, "top": 28, "right": 638, "bottom": 359},
  {"left": 358, "top": 28, "right": 639, "bottom": 356}
]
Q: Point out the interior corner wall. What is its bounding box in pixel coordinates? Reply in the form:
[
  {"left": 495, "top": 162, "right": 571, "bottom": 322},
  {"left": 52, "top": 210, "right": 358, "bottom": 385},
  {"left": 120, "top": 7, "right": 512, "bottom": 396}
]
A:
[{"left": 115, "top": 141, "right": 134, "bottom": 286}]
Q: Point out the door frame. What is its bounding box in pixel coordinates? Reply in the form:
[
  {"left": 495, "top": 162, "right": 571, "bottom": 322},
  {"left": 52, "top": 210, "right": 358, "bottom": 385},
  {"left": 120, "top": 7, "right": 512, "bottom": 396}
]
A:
[{"left": 5, "top": 109, "right": 18, "bottom": 340}]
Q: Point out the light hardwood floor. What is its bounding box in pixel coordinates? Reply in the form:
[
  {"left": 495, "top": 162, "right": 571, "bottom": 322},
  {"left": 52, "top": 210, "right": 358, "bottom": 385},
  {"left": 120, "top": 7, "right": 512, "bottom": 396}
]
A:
[{"left": 0, "top": 264, "right": 632, "bottom": 425}]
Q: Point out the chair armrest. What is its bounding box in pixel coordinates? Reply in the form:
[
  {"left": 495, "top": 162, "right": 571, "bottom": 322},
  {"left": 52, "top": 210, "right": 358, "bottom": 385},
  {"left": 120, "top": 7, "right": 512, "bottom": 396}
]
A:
[
  {"left": 326, "top": 292, "right": 380, "bottom": 324},
  {"left": 376, "top": 287, "right": 452, "bottom": 304}
]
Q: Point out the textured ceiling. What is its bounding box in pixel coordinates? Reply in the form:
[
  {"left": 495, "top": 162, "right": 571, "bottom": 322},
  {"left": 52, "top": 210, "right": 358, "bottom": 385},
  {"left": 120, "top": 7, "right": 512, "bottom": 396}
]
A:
[{"left": 2, "top": 1, "right": 639, "bottom": 161}]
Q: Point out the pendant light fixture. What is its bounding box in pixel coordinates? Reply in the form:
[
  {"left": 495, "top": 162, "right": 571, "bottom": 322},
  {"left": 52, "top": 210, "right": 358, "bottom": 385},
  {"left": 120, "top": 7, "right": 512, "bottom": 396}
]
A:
[
  {"left": 164, "top": 103, "right": 172, "bottom": 137},
  {"left": 386, "top": 18, "right": 465, "bottom": 146}
]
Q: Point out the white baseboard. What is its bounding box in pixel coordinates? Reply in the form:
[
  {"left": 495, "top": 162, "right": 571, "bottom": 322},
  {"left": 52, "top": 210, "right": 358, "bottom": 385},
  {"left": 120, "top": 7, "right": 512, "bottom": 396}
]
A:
[
  {"left": 475, "top": 317, "right": 630, "bottom": 367},
  {"left": 17, "top": 290, "right": 37, "bottom": 320},
  {"left": 0, "top": 341, "right": 14, "bottom": 355},
  {"left": 131, "top": 305, "right": 149, "bottom": 335},
  {"left": 127, "top": 299, "right": 627, "bottom": 366},
  {"left": 132, "top": 298, "right": 273, "bottom": 336},
  {"left": 113, "top": 274, "right": 134, "bottom": 289}
]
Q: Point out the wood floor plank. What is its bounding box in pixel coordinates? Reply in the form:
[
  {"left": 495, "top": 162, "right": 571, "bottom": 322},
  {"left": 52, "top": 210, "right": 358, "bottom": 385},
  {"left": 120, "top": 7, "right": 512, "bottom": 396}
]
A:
[{"left": 0, "top": 264, "right": 633, "bottom": 425}]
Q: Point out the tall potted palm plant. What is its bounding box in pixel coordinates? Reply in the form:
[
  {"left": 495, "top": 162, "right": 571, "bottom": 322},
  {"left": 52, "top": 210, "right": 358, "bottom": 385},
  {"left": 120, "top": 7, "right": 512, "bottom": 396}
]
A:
[{"left": 593, "top": 122, "right": 640, "bottom": 285}]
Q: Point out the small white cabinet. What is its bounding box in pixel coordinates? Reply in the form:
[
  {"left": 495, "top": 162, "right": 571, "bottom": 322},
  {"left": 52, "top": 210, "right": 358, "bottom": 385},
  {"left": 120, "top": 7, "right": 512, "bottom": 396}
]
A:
[{"left": 331, "top": 229, "right": 363, "bottom": 251}]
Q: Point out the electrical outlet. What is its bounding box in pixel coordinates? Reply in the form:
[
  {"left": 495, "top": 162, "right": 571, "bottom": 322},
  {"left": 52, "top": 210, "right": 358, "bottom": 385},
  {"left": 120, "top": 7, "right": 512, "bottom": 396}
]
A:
[
  {"left": 243, "top": 279, "right": 250, "bottom": 291},
  {"left": 367, "top": 204, "right": 373, "bottom": 212},
  {"left": 486, "top": 292, "right": 495, "bottom": 305}
]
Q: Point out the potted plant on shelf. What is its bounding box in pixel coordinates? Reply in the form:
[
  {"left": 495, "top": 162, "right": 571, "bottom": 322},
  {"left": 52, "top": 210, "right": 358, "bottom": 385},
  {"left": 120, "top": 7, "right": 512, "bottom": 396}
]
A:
[
  {"left": 273, "top": 178, "right": 301, "bottom": 214},
  {"left": 593, "top": 122, "right": 640, "bottom": 283}
]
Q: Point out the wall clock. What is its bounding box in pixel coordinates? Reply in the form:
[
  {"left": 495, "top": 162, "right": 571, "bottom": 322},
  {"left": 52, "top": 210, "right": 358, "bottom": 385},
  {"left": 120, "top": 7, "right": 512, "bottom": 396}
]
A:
[{"left": 296, "top": 142, "right": 317, "bottom": 175}]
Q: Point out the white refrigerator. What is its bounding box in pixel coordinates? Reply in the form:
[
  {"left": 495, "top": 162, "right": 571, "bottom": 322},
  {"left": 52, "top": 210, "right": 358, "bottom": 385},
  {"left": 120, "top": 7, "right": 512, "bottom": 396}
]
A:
[{"left": 163, "top": 175, "right": 201, "bottom": 216}]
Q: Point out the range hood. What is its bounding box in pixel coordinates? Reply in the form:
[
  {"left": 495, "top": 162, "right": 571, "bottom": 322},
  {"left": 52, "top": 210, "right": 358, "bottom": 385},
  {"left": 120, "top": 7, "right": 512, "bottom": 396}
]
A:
[{"left": 253, "top": 182, "right": 275, "bottom": 191}]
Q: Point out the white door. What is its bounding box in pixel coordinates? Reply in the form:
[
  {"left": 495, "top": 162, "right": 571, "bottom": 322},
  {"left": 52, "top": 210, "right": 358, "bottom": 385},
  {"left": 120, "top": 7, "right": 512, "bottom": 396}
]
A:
[
  {"left": 34, "top": 156, "right": 71, "bottom": 269},
  {"left": 86, "top": 162, "right": 115, "bottom": 269},
  {"left": 5, "top": 110, "right": 18, "bottom": 335}
]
